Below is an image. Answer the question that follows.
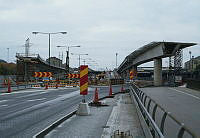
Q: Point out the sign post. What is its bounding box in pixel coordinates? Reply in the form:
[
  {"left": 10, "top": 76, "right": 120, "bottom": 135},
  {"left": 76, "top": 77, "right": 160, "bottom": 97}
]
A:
[{"left": 80, "top": 65, "right": 88, "bottom": 103}]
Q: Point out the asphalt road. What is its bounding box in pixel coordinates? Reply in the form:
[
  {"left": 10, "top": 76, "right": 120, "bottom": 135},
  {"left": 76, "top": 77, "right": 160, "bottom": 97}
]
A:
[
  {"left": 0, "top": 85, "right": 124, "bottom": 138},
  {"left": 140, "top": 87, "right": 200, "bottom": 138}
]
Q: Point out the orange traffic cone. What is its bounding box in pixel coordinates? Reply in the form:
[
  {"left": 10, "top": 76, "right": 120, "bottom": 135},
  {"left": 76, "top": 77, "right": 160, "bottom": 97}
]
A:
[
  {"left": 121, "top": 84, "right": 124, "bottom": 92},
  {"left": 94, "top": 88, "right": 99, "bottom": 103},
  {"left": 7, "top": 79, "right": 11, "bottom": 93},
  {"left": 109, "top": 85, "right": 112, "bottom": 96},
  {"left": 45, "top": 83, "right": 48, "bottom": 90}
]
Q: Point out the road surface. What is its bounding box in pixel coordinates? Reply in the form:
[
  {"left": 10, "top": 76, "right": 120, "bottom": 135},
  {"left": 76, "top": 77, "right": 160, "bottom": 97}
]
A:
[
  {"left": 141, "top": 86, "right": 200, "bottom": 138},
  {"left": 0, "top": 85, "right": 123, "bottom": 138}
]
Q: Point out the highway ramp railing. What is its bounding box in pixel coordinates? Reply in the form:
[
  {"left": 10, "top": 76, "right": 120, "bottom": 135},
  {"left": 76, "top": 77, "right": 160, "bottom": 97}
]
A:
[{"left": 129, "top": 83, "right": 197, "bottom": 138}]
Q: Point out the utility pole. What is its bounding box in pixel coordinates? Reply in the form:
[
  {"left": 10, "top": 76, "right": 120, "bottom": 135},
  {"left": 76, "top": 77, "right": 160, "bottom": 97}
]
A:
[
  {"left": 189, "top": 51, "right": 191, "bottom": 71},
  {"left": 32, "top": 31, "right": 67, "bottom": 66},
  {"left": 7, "top": 48, "right": 9, "bottom": 63},
  {"left": 116, "top": 53, "right": 118, "bottom": 68},
  {"left": 57, "top": 45, "right": 80, "bottom": 73},
  {"left": 66, "top": 47, "right": 69, "bottom": 73}
]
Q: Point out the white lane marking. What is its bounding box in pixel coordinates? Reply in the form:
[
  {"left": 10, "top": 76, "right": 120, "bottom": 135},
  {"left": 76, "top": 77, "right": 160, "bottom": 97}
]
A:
[
  {"left": 0, "top": 100, "right": 8, "bottom": 103},
  {"left": 0, "top": 104, "right": 8, "bottom": 107},
  {"left": 169, "top": 88, "right": 200, "bottom": 100},
  {"left": 27, "top": 98, "right": 47, "bottom": 102},
  {"left": 17, "top": 92, "right": 47, "bottom": 99},
  {"left": 0, "top": 87, "right": 77, "bottom": 96}
]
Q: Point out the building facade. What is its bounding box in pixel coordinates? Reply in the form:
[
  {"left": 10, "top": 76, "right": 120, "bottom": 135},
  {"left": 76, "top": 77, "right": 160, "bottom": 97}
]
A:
[{"left": 185, "top": 56, "right": 200, "bottom": 71}]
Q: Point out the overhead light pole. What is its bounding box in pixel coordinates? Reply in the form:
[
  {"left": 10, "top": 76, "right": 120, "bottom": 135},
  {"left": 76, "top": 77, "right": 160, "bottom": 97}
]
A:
[
  {"left": 32, "top": 31, "right": 67, "bottom": 66},
  {"left": 116, "top": 53, "right": 118, "bottom": 68},
  {"left": 7, "top": 48, "right": 9, "bottom": 63},
  {"left": 71, "top": 53, "right": 88, "bottom": 68},
  {"left": 81, "top": 58, "right": 92, "bottom": 65},
  {"left": 57, "top": 45, "right": 80, "bottom": 73}
]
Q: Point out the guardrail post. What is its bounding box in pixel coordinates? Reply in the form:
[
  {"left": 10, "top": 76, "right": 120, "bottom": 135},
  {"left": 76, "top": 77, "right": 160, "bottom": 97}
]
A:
[
  {"left": 147, "top": 99, "right": 151, "bottom": 113},
  {"left": 160, "top": 112, "right": 168, "bottom": 135},
  {"left": 152, "top": 104, "right": 158, "bottom": 121},
  {"left": 144, "top": 96, "right": 147, "bottom": 107},
  {"left": 178, "top": 126, "right": 185, "bottom": 138},
  {"left": 141, "top": 92, "right": 144, "bottom": 101}
]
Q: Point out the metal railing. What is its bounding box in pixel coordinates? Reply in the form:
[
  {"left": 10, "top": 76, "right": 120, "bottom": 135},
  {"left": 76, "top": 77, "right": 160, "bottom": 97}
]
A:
[{"left": 129, "top": 83, "right": 197, "bottom": 138}]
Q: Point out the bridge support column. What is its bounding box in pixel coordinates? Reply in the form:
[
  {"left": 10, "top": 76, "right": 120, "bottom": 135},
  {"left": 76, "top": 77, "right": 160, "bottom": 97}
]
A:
[{"left": 154, "top": 58, "right": 162, "bottom": 86}]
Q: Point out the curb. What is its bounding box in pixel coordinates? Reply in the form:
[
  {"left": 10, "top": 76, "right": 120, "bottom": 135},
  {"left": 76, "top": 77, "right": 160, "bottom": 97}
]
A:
[
  {"left": 33, "top": 110, "right": 77, "bottom": 138},
  {"left": 33, "top": 90, "right": 129, "bottom": 138}
]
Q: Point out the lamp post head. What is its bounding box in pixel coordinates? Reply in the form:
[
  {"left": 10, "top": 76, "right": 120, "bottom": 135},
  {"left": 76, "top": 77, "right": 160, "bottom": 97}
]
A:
[
  {"left": 60, "top": 32, "right": 67, "bottom": 34},
  {"left": 32, "top": 32, "right": 38, "bottom": 34}
]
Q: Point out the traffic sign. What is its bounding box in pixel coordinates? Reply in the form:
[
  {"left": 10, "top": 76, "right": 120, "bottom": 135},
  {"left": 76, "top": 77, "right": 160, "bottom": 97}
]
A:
[
  {"left": 80, "top": 65, "right": 88, "bottom": 95},
  {"left": 130, "top": 70, "right": 134, "bottom": 80},
  {"left": 33, "top": 72, "right": 52, "bottom": 77},
  {"left": 66, "top": 74, "right": 80, "bottom": 78}
]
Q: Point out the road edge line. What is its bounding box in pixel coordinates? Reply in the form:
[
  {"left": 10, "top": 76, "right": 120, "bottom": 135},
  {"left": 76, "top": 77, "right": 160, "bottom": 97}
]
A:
[{"left": 168, "top": 88, "right": 200, "bottom": 100}]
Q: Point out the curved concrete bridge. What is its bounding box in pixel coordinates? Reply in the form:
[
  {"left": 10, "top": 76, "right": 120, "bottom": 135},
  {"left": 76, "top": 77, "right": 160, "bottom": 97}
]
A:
[{"left": 117, "top": 41, "right": 197, "bottom": 86}]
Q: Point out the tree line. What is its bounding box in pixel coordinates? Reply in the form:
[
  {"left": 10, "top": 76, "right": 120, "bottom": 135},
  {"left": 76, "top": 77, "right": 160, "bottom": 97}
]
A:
[{"left": 0, "top": 63, "right": 16, "bottom": 75}]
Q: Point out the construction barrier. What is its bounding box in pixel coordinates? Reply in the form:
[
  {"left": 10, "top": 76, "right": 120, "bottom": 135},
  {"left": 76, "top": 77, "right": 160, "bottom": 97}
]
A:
[
  {"left": 110, "top": 79, "right": 124, "bottom": 85},
  {"left": 33, "top": 72, "right": 52, "bottom": 77},
  {"left": 109, "top": 85, "right": 113, "bottom": 96},
  {"left": 80, "top": 65, "right": 88, "bottom": 95},
  {"left": 66, "top": 74, "right": 80, "bottom": 78},
  {"left": 30, "top": 82, "right": 79, "bottom": 88}
]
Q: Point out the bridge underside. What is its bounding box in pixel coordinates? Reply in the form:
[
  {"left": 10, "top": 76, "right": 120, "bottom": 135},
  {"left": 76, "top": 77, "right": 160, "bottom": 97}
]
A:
[{"left": 118, "top": 41, "right": 197, "bottom": 86}]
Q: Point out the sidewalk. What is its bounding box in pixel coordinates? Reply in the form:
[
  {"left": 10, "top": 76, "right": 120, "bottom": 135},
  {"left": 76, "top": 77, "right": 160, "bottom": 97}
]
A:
[{"left": 45, "top": 93, "right": 145, "bottom": 138}]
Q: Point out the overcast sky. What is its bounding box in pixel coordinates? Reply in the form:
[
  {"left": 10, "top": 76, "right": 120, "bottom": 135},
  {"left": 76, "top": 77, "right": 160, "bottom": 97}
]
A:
[{"left": 0, "top": 0, "right": 199, "bottom": 70}]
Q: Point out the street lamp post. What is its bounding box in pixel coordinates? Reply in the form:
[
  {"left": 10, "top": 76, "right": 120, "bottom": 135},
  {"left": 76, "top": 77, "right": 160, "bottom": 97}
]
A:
[
  {"left": 7, "top": 48, "right": 9, "bottom": 63},
  {"left": 189, "top": 51, "right": 192, "bottom": 71},
  {"left": 116, "top": 53, "right": 118, "bottom": 68},
  {"left": 32, "top": 31, "right": 67, "bottom": 66},
  {"left": 192, "top": 56, "right": 194, "bottom": 71},
  {"left": 57, "top": 45, "right": 80, "bottom": 73},
  {"left": 71, "top": 53, "right": 88, "bottom": 68}
]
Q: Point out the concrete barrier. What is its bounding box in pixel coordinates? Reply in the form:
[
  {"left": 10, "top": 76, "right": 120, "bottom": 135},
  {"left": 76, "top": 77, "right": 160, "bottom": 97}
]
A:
[{"left": 186, "top": 79, "right": 200, "bottom": 90}]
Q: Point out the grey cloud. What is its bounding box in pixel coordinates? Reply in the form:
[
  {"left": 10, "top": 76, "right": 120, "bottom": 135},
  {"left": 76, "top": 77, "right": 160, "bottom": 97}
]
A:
[{"left": 0, "top": 0, "right": 199, "bottom": 69}]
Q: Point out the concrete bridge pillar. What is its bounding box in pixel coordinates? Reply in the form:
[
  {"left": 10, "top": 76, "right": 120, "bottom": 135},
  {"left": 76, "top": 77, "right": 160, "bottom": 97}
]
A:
[
  {"left": 154, "top": 58, "right": 162, "bottom": 86},
  {"left": 122, "top": 72, "right": 126, "bottom": 79}
]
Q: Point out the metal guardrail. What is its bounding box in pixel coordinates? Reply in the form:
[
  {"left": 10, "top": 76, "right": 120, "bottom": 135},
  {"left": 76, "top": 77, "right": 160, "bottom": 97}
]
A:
[{"left": 129, "top": 83, "right": 197, "bottom": 138}]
